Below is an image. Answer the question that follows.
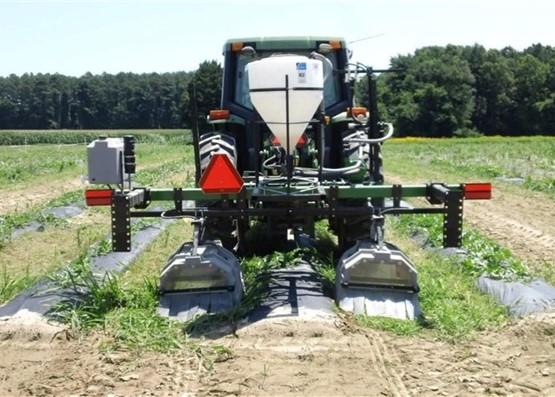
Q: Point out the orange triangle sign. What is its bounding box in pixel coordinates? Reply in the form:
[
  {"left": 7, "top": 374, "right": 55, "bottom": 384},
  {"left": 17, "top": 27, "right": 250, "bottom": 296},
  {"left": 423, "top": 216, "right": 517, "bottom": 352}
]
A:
[{"left": 199, "top": 153, "right": 244, "bottom": 194}]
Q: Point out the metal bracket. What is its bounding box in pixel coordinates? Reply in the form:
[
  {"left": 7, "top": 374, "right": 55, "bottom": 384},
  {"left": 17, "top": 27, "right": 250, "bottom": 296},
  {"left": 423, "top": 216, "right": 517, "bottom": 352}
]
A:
[
  {"left": 443, "top": 186, "right": 464, "bottom": 248},
  {"left": 191, "top": 219, "right": 203, "bottom": 255},
  {"left": 391, "top": 184, "right": 402, "bottom": 208},
  {"left": 237, "top": 188, "right": 248, "bottom": 221},
  {"left": 173, "top": 188, "right": 183, "bottom": 213},
  {"left": 370, "top": 215, "right": 385, "bottom": 247},
  {"left": 426, "top": 183, "right": 448, "bottom": 205},
  {"left": 328, "top": 185, "right": 339, "bottom": 219},
  {"left": 112, "top": 192, "right": 131, "bottom": 252},
  {"left": 133, "top": 188, "right": 150, "bottom": 209}
]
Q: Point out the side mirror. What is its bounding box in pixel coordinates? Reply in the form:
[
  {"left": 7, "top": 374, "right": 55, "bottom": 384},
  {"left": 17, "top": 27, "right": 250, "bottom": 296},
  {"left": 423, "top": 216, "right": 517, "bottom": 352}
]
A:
[
  {"left": 240, "top": 46, "right": 256, "bottom": 57},
  {"left": 318, "top": 43, "right": 332, "bottom": 54}
]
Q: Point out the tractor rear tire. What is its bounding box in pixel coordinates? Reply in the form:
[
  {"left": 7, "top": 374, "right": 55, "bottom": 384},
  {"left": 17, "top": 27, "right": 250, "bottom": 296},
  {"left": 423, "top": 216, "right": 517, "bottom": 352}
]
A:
[{"left": 198, "top": 132, "right": 239, "bottom": 251}]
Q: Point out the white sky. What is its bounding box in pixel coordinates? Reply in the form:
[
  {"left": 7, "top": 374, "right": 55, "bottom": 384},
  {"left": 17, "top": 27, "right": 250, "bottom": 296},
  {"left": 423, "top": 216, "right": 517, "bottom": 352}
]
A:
[{"left": 0, "top": 0, "right": 553, "bottom": 76}]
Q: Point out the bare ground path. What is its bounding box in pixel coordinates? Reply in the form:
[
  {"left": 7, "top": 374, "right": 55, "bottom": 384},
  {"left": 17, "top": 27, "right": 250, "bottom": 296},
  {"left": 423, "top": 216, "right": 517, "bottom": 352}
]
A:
[
  {"left": 0, "top": 313, "right": 553, "bottom": 396},
  {"left": 0, "top": 178, "right": 84, "bottom": 215}
]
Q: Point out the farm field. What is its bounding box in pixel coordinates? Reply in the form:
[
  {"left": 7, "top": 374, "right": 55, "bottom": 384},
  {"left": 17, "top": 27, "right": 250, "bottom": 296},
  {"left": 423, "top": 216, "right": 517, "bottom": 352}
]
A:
[
  {"left": 0, "top": 132, "right": 554, "bottom": 396},
  {"left": 385, "top": 136, "right": 555, "bottom": 279}
]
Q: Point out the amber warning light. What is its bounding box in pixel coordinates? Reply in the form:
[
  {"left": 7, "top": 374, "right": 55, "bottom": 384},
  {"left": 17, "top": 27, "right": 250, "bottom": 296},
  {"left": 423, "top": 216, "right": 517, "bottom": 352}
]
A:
[
  {"left": 209, "top": 109, "right": 230, "bottom": 121},
  {"left": 199, "top": 153, "right": 244, "bottom": 194}
]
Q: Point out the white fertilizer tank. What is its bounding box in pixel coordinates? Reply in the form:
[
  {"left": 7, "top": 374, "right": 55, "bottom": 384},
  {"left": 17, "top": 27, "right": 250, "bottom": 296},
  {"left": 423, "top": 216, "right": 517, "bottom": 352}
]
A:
[{"left": 247, "top": 55, "right": 324, "bottom": 153}]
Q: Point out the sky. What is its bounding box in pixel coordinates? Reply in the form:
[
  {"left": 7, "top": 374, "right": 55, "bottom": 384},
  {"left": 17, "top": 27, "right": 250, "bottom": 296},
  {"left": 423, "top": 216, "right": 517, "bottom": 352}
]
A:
[{"left": 0, "top": 0, "right": 553, "bottom": 76}]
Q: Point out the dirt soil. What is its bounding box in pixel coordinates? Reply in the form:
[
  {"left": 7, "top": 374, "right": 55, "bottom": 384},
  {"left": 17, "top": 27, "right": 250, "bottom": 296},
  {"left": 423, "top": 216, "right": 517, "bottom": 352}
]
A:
[
  {"left": 386, "top": 174, "right": 555, "bottom": 266},
  {"left": 0, "top": 313, "right": 553, "bottom": 396},
  {"left": 0, "top": 178, "right": 84, "bottom": 215}
]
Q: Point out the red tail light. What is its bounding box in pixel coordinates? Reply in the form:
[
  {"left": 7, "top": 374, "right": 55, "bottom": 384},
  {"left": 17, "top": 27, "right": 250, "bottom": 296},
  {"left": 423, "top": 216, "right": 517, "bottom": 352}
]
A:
[
  {"left": 296, "top": 133, "right": 308, "bottom": 148},
  {"left": 464, "top": 183, "right": 492, "bottom": 200},
  {"left": 271, "top": 133, "right": 307, "bottom": 147},
  {"left": 199, "top": 153, "right": 244, "bottom": 194},
  {"left": 85, "top": 189, "right": 113, "bottom": 206}
]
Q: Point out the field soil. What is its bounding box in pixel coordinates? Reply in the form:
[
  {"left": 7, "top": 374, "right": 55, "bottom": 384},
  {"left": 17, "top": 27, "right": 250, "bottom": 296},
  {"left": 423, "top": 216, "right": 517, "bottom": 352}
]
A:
[
  {"left": 464, "top": 190, "right": 555, "bottom": 266},
  {"left": 0, "top": 178, "right": 83, "bottom": 215},
  {"left": 1, "top": 313, "right": 554, "bottom": 396}
]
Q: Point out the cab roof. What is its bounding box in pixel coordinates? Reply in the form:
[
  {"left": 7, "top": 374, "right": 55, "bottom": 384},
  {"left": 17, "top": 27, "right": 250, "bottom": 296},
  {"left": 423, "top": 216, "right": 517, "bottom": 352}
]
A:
[{"left": 223, "top": 36, "right": 346, "bottom": 53}]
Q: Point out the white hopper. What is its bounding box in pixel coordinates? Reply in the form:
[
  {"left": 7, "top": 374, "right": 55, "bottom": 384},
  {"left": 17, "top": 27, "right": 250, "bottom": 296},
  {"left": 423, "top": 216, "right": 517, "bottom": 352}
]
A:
[{"left": 247, "top": 55, "right": 323, "bottom": 153}]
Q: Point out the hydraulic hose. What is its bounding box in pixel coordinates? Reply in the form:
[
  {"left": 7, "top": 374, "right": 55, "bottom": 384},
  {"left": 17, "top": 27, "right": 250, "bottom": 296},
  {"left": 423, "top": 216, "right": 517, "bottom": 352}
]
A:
[
  {"left": 344, "top": 123, "right": 395, "bottom": 144},
  {"left": 294, "top": 160, "right": 364, "bottom": 177}
]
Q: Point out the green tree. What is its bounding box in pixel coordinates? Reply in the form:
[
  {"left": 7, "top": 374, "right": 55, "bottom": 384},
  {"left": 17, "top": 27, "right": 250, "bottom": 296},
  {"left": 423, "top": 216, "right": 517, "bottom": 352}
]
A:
[
  {"left": 384, "top": 46, "right": 475, "bottom": 136},
  {"left": 185, "top": 60, "right": 222, "bottom": 132}
]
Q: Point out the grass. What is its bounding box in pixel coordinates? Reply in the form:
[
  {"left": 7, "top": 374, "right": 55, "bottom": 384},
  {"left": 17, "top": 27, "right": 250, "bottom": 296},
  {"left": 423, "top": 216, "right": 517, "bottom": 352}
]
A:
[
  {"left": 47, "top": 211, "right": 513, "bottom": 345},
  {"left": 393, "top": 214, "right": 530, "bottom": 281},
  {"left": 0, "top": 218, "right": 108, "bottom": 303},
  {"left": 0, "top": 141, "right": 190, "bottom": 189},
  {"left": 0, "top": 145, "right": 193, "bottom": 245},
  {"left": 0, "top": 143, "right": 193, "bottom": 303},
  {"left": 50, "top": 224, "right": 236, "bottom": 367},
  {"left": 0, "top": 129, "right": 191, "bottom": 145},
  {"left": 51, "top": 246, "right": 186, "bottom": 352},
  {"left": 386, "top": 135, "right": 555, "bottom": 197},
  {"left": 353, "top": 220, "right": 508, "bottom": 342}
]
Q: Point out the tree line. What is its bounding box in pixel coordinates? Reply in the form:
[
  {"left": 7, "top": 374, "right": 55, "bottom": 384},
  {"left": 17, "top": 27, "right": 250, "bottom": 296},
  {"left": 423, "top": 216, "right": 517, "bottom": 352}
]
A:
[
  {"left": 1, "top": 44, "right": 554, "bottom": 136},
  {"left": 0, "top": 60, "right": 222, "bottom": 130},
  {"left": 364, "top": 43, "right": 555, "bottom": 136}
]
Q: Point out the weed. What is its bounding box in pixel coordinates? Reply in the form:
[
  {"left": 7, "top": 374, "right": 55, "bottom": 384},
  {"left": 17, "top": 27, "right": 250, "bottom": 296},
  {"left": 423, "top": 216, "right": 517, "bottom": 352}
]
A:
[
  {"left": 392, "top": 214, "right": 530, "bottom": 281},
  {"left": 355, "top": 315, "right": 422, "bottom": 336},
  {"left": 51, "top": 250, "right": 186, "bottom": 352},
  {"left": 0, "top": 265, "right": 37, "bottom": 303}
]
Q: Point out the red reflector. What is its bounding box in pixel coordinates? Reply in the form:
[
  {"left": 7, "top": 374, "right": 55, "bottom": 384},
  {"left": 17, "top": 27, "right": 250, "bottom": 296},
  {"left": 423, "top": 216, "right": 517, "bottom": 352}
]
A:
[
  {"left": 464, "top": 183, "right": 492, "bottom": 200},
  {"left": 209, "top": 109, "right": 230, "bottom": 120},
  {"left": 85, "top": 189, "right": 112, "bottom": 206},
  {"left": 199, "top": 153, "right": 244, "bottom": 194}
]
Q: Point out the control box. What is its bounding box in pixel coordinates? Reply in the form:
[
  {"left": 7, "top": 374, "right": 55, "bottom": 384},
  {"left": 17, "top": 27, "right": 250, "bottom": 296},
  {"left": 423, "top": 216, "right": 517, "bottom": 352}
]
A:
[{"left": 87, "top": 137, "right": 124, "bottom": 184}]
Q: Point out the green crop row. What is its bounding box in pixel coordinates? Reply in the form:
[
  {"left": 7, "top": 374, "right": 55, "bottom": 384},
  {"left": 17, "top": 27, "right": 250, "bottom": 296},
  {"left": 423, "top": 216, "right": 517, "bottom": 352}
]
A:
[{"left": 0, "top": 129, "right": 191, "bottom": 145}]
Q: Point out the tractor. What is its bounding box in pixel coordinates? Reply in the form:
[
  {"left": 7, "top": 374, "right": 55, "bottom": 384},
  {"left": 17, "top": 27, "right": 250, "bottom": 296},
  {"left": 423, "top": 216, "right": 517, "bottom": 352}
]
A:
[{"left": 84, "top": 37, "right": 492, "bottom": 321}]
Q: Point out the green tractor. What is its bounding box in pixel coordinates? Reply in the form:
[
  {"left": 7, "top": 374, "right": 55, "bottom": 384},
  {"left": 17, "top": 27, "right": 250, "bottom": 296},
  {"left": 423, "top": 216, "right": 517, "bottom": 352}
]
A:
[{"left": 85, "top": 37, "right": 491, "bottom": 321}]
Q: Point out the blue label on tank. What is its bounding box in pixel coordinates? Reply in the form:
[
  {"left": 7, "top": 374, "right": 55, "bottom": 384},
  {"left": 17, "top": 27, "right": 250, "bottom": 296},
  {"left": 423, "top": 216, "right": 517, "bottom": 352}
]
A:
[{"left": 296, "top": 62, "right": 307, "bottom": 70}]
